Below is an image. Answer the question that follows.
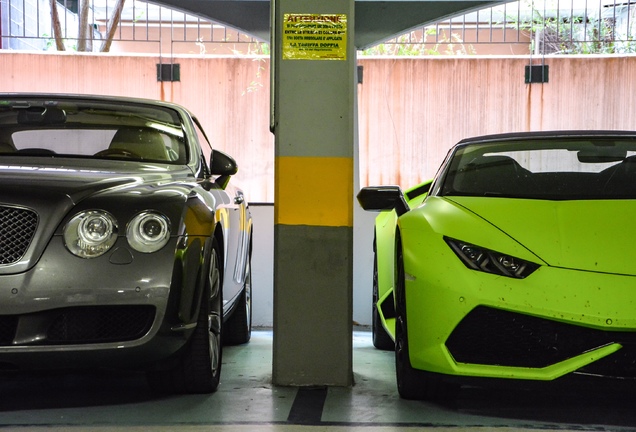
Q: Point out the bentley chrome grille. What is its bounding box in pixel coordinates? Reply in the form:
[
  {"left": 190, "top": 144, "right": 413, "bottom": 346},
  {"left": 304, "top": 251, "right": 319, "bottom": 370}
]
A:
[{"left": 0, "top": 206, "right": 38, "bottom": 265}]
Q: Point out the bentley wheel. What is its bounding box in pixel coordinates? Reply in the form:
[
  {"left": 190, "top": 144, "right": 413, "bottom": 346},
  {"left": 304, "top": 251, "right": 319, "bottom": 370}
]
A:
[
  {"left": 373, "top": 247, "right": 395, "bottom": 351},
  {"left": 148, "top": 241, "right": 223, "bottom": 394},
  {"left": 223, "top": 254, "right": 252, "bottom": 345}
]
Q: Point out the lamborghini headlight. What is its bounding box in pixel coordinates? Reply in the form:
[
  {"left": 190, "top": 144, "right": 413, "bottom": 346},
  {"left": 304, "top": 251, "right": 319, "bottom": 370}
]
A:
[
  {"left": 445, "top": 237, "right": 539, "bottom": 279},
  {"left": 64, "top": 210, "right": 118, "bottom": 258},
  {"left": 126, "top": 211, "right": 171, "bottom": 253}
]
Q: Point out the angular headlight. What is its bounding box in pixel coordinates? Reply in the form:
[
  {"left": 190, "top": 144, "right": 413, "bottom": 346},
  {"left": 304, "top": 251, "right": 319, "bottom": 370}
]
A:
[
  {"left": 64, "top": 210, "right": 118, "bottom": 258},
  {"left": 126, "top": 211, "right": 171, "bottom": 253},
  {"left": 445, "top": 237, "right": 539, "bottom": 279}
]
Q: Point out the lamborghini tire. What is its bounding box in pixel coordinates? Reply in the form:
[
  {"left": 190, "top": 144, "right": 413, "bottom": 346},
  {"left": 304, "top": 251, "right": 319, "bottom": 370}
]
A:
[
  {"left": 373, "top": 248, "right": 394, "bottom": 351},
  {"left": 394, "top": 234, "right": 458, "bottom": 401},
  {"left": 395, "top": 234, "right": 428, "bottom": 400}
]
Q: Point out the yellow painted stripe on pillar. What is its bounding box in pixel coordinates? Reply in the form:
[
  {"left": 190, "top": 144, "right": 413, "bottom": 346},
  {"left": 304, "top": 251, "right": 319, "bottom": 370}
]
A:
[{"left": 276, "top": 156, "right": 353, "bottom": 227}]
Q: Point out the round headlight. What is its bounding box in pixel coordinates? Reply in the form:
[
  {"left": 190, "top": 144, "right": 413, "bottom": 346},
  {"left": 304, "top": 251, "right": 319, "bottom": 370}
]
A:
[
  {"left": 127, "top": 211, "right": 171, "bottom": 253},
  {"left": 64, "top": 210, "right": 118, "bottom": 258}
]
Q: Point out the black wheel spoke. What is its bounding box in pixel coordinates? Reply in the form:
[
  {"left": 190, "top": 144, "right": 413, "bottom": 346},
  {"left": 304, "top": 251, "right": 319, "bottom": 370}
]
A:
[{"left": 147, "top": 239, "right": 223, "bottom": 394}]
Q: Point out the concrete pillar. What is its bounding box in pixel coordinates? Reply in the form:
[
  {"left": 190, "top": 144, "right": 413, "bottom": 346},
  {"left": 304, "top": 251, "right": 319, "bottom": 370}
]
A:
[{"left": 271, "top": 0, "right": 356, "bottom": 386}]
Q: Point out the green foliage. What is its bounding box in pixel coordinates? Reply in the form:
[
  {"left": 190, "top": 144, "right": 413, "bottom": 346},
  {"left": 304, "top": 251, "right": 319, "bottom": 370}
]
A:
[
  {"left": 241, "top": 57, "right": 267, "bottom": 96},
  {"left": 507, "top": 0, "right": 636, "bottom": 54},
  {"left": 360, "top": 29, "right": 476, "bottom": 56},
  {"left": 231, "top": 42, "right": 270, "bottom": 56},
  {"left": 360, "top": 0, "right": 636, "bottom": 57}
]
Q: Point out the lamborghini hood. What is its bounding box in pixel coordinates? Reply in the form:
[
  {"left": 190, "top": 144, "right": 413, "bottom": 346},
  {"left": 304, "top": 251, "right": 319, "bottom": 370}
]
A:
[{"left": 445, "top": 196, "right": 636, "bottom": 276}]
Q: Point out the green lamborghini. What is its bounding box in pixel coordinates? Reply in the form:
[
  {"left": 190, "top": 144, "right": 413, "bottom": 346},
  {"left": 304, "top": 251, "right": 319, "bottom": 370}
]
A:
[{"left": 357, "top": 131, "right": 636, "bottom": 399}]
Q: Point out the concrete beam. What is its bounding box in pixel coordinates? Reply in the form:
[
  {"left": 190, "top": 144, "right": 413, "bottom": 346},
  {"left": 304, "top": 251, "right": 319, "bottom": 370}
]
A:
[{"left": 152, "top": 0, "right": 504, "bottom": 48}]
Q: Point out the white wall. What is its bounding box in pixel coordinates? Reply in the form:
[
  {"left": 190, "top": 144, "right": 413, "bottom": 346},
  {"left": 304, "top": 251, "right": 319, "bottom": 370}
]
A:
[
  {"left": 250, "top": 203, "right": 375, "bottom": 327},
  {"left": 250, "top": 204, "right": 274, "bottom": 327}
]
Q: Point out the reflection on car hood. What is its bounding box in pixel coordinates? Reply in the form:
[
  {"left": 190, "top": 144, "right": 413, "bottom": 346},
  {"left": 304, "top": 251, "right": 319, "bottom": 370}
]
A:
[
  {"left": 446, "top": 196, "right": 636, "bottom": 276},
  {"left": 0, "top": 161, "right": 186, "bottom": 208}
]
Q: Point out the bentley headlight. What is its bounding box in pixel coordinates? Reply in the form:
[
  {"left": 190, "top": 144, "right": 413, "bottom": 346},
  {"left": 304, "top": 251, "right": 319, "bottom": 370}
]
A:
[
  {"left": 64, "top": 210, "right": 118, "bottom": 258},
  {"left": 445, "top": 237, "right": 539, "bottom": 279},
  {"left": 127, "top": 211, "right": 171, "bottom": 253}
]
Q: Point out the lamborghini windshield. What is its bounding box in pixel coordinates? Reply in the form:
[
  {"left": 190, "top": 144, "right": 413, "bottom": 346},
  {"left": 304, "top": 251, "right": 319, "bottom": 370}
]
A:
[
  {"left": 0, "top": 97, "right": 187, "bottom": 164},
  {"left": 439, "top": 137, "right": 636, "bottom": 200}
]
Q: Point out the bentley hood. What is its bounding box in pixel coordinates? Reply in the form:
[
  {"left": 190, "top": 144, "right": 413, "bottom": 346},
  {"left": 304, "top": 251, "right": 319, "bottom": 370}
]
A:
[
  {"left": 0, "top": 160, "right": 189, "bottom": 212},
  {"left": 439, "top": 196, "right": 636, "bottom": 276}
]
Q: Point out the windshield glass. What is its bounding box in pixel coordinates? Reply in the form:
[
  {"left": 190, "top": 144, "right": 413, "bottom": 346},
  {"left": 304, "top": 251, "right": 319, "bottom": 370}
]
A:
[
  {"left": 0, "top": 97, "right": 187, "bottom": 164},
  {"left": 439, "top": 137, "right": 636, "bottom": 200}
]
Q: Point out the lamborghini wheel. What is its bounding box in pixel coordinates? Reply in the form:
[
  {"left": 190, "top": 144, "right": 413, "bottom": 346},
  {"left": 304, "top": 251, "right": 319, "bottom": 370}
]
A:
[
  {"left": 395, "top": 234, "right": 428, "bottom": 400},
  {"left": 373, "top": 246, "right": 394, "bottom": 351},
  {"left": 394, "top": 234, "right": 459, "bottom": 401}
]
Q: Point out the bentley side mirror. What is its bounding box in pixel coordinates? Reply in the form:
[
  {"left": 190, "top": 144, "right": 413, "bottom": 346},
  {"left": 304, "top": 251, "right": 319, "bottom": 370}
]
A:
[{"left": 210, "top": 149, "right": 238, "bottom": 189}]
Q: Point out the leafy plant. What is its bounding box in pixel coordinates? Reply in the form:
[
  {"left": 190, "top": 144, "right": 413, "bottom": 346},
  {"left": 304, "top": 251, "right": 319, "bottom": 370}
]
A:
[
  {"left": 506, "top": 0, "right": 636, "bottom": 54},
  {"left": 360, "top": 29, "right": 475, "bottom": 56}
]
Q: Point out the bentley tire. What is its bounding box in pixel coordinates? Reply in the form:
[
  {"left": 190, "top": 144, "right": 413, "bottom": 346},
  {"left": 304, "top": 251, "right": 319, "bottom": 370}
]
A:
[
  {"left": 223, "top": 254, "right": 252, "bottom": 345},
  {"left": 147, "top": 241, "right": 223, "bottom": 394}
]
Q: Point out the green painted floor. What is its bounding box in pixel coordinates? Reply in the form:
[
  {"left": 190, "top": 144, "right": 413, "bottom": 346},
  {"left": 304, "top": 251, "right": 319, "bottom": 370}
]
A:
[{"left": 0, "top": 331, "right": 633, "bottom": 431}]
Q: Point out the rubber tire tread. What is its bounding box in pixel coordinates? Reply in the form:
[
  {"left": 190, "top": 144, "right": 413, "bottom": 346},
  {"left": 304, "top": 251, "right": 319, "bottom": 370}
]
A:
[
  {"left": 395, "top": 234, "right": 429, "bottom": 400},
  {"left": 223, "top": 255, "right": 252, "bottom": 346},
  {"left": 373, "top": 250, "right": 395, "bottom": 351},
  {"left": 394, "top": 234, "right": 459, "bottom": 402},
  {"left": 147, "top": 241, "right": 223, "bottom": 394},
  {"left": 223, "top": 289, "right": 251, "bottom": 345}
]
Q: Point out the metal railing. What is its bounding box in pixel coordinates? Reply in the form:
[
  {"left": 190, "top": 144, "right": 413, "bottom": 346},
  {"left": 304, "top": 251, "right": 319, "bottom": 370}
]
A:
[
  {"left": 2, "top": 0, "right": 636, "bottom": 55},
  {"left": 0, "top": 0, "right": 267, "bottom": 54},
  {"left": 361, "top": 0, "right": 636, "bottom": 55}
]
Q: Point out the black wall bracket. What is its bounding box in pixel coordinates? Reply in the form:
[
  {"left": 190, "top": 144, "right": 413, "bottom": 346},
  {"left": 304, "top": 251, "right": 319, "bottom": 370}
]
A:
[
  {"left": 157, "top": 63, "right": 181, "bottom": 82},
  {"left": 525, "top": 64, "right": 549, "bottom": 84}
]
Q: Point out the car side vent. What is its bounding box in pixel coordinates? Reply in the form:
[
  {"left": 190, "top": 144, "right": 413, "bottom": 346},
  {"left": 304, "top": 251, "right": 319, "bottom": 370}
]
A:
[{"left": 0, "top": 206, "right": 38, "bottom": 265}]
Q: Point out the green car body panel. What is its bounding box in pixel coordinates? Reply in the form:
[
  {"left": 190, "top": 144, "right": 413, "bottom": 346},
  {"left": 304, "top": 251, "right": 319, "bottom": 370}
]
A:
[
  {"left": 361, "top": 131, "right": 636, "bottom": 393},
  {"left": 373, "top": 181, "right": 431, "bottom": 341}
]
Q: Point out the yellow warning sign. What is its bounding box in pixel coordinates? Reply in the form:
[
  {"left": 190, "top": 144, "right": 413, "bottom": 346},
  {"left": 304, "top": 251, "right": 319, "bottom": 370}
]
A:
[{"left": 282, "top": 14, "right": 347, "bottom": 61}]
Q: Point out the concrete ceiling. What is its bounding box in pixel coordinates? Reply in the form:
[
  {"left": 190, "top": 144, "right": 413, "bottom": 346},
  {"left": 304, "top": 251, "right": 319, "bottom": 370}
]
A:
[{"left": 151, "top": 0, "right": 502, "bottom": 49}]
